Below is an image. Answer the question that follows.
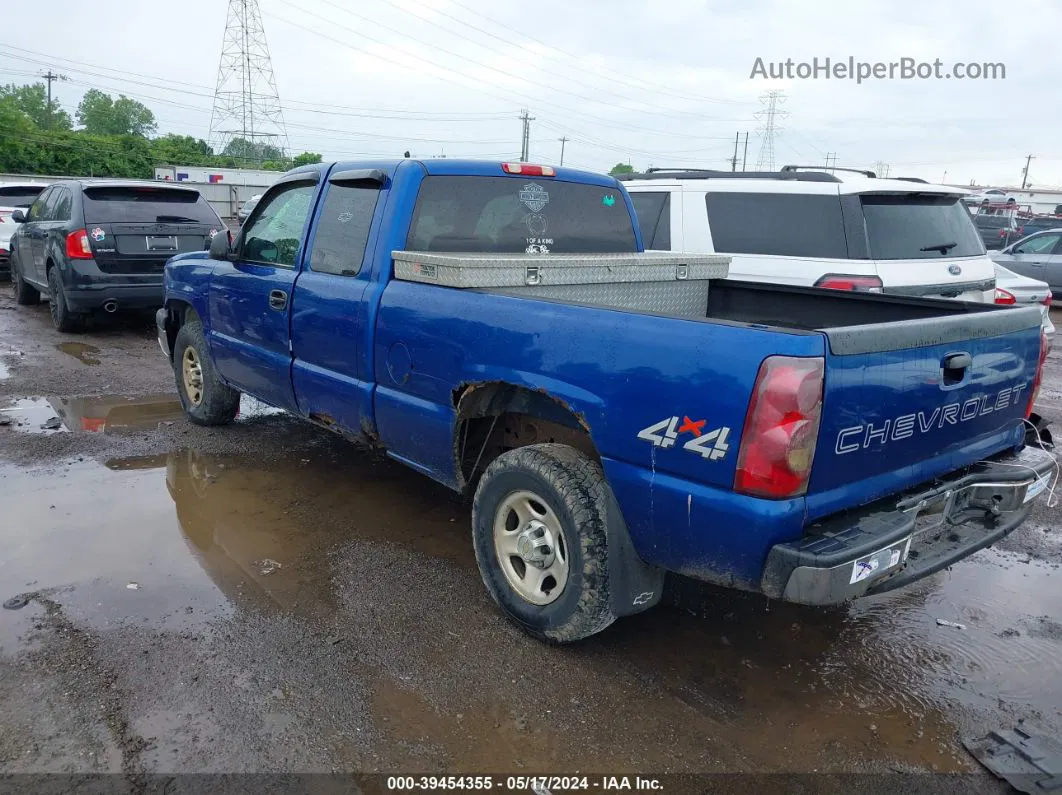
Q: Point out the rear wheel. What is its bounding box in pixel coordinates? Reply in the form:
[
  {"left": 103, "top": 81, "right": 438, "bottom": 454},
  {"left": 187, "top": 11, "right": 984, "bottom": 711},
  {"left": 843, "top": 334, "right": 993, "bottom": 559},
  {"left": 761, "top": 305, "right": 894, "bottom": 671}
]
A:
[
  {"left": 47, "top": 267, "right": 85, "bottom": 332},
  {"left": 173, "top": 317, "right": 240, "bottom": 426},
  {"left": 12, "top": 263, "right": 39, "bottom": 306},
  {"left": 472, "top": 443, "right": 616, "bottom": 643}
]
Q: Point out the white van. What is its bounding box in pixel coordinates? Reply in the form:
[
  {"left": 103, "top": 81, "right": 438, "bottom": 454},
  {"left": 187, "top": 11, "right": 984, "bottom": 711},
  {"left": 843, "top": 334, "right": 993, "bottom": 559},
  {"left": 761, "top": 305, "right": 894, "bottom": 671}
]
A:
[{"left": 621, "top": 166, "right": 995, "bottom": 302}]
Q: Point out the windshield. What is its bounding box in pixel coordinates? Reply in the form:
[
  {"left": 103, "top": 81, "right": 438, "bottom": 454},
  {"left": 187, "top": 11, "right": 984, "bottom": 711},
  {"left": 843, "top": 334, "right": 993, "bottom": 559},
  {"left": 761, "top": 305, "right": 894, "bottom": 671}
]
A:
[
  {"left": 861, "top": 195, "right": 985, "bottom": 259},
  {"left": 408, "top": 176, "right": 636, "bottom": 253},
  {"left": 83, "top": 187, "right": 220, "bottom": 225}
]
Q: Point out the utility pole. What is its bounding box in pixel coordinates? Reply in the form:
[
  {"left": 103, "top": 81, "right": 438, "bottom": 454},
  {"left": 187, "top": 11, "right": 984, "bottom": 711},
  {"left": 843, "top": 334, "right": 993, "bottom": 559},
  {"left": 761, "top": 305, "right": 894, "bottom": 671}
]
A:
[
  {"left": 1021, "top": 154, "right": 1035, "bottom": 189},
  {"left": 558, "top": 136, "right": 568, "bottom": 166},
  {"left": 40, "top": 70, "right": 64, "bottom": 129},
  {"left": 742, "top": 132, "right": 749, "bottom": 171},
  {"left": 729, "top": 131, "right": 740, "bottom": 171},
  {"left": 518, "top": 108, "right": 535, "bottom": 162}
]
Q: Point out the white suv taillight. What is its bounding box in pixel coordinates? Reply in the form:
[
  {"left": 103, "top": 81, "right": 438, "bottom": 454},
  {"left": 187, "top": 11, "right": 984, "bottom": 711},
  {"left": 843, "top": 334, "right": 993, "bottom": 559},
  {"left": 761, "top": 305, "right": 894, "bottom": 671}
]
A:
[{"left": 734, "top": 356, "right": 825, "bottom": 499}]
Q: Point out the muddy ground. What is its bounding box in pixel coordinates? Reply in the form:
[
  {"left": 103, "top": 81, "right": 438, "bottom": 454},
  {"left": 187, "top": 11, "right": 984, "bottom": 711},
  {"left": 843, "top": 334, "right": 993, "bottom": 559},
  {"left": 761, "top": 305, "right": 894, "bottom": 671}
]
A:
[{"left": 1, "top": 290, "right": 1060, "bottom": 793}]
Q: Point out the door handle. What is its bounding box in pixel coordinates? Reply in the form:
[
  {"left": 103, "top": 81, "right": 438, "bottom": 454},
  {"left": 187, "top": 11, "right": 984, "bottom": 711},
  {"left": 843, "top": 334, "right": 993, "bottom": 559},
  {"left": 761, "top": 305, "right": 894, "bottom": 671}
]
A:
[{"left": 268, "top": 289, "right": 288, "bottom": 310}]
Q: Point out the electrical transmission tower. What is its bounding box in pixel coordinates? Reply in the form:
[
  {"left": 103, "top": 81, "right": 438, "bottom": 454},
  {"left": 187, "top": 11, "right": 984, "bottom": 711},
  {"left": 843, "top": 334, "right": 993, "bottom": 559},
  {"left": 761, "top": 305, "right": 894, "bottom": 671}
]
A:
[
  {"left": 754, "top": 91, "right": 788, "bottom": 171},
  {"left": 209, "top": 0, "right": 289, "bottom": 165}
]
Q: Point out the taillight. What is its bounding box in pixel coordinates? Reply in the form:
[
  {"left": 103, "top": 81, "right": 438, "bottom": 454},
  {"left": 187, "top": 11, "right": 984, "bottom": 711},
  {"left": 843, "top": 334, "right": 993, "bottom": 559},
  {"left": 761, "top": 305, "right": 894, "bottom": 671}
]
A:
[
  {"left": 1043, "top": 294, "right": 1053, "bottom": 308},
  {"left": 65, "top": 229, "right": 93, "bottom": 259},
  {"left": 1017, "top": 227, "right": 1025, "bottom": 236},
  {"left": 814, "top": 274, "right": 883, "bottom": 292},
  {"left": 1027, "top": 329, "right": 1049, "bottom": 418},
  {"left": 999, "top": 229, "right": 1007, "bottom": 238},
  {"left": 734, "top": 356, "right": 825, "bottom": 499},
  {"left": 501, "top": 162, "right": 555, "bottom": 176},
  {"left": 994, "top": 288, "right": 1017, "bottom": 305}
]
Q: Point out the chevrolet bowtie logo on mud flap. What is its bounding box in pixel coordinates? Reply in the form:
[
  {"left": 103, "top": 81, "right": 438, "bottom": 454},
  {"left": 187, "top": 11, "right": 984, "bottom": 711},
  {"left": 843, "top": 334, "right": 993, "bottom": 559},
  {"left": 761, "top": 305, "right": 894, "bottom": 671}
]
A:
[
  {"left": 638, "top": 415, "right": 732, "bottom": 461},
  {"left": 835, "top": 384, "right": 1029, "bottom": 454}
]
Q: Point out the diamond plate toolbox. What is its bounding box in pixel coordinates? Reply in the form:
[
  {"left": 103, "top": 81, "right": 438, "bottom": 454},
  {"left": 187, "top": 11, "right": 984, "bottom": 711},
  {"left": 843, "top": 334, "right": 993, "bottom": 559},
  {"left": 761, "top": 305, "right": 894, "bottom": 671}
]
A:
[{"left": 392, "top": 251, "right": 731, "bottom": 289}]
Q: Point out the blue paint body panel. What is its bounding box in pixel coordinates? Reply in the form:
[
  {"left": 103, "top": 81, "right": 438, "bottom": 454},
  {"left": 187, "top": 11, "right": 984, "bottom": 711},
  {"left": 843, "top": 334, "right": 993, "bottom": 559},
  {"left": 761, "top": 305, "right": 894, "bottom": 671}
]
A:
[{"left": 161, "top": 158, "right": 1042, "bottom": 593}]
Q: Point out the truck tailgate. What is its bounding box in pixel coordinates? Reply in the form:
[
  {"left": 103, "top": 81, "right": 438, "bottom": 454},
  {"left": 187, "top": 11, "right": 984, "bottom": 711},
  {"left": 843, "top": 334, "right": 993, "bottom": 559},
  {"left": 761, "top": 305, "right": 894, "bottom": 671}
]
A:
[{"left": 806, "top": 305, "right": 1044, "bottom": 520}]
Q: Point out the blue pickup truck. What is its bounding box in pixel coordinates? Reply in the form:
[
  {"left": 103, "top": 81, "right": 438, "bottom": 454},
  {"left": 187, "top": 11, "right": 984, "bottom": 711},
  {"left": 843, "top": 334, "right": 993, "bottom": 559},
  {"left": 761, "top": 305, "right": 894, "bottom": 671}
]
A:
[{"left": 157, "top": 158, "right": 1054, "bottom": 643}]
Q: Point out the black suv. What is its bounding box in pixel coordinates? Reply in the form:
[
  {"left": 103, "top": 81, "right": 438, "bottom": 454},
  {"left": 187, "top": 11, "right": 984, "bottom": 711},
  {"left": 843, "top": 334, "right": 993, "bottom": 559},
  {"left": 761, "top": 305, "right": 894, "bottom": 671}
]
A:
[
  {"left": 10, "top": 180, "right": 224, "bottom": 331},
  {"left": 972, "top": 213, "right": 1023, "bottom": 250}
]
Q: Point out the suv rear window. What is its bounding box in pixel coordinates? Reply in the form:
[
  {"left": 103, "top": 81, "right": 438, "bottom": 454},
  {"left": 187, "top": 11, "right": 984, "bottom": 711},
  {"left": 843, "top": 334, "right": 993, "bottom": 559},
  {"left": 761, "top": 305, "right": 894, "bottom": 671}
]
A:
[
  {"left": 408, "top": 176, "right": 636, "bottom": 253},
  {"left": 862, "top": 195, "right": 985, "bottom": 259},
  {"left": 82, "top": 186, "right": 220, "bottom": 225},
  {"left": 0, "top": 186, "right": 46, "bottom": 207},
  {"left": 704, "top": 193, "right": 848, "bottom": 258}
]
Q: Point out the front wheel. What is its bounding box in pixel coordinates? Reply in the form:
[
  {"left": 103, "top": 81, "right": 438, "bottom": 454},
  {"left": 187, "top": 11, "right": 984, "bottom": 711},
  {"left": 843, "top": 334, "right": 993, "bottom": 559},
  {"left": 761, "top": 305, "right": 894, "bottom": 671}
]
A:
[
  {"left": 173, "top": 318, "right": 240, "bottom": 426},
  {"left": 472, "top": 443, "right": 616, "bottom": 643}
]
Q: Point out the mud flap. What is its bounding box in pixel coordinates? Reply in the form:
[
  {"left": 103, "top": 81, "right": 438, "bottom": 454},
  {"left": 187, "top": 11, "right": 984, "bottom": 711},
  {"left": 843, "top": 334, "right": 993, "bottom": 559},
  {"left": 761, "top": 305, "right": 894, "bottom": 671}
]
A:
[
  {"left": 1026, "top": 412, "right": 1054, "bottom": 449},
  {"left": 964, "top": 727, "right": 1062, "bottom": 794},
  {"left": 604, "top": 491, "right": 664, "bottom": 617}
]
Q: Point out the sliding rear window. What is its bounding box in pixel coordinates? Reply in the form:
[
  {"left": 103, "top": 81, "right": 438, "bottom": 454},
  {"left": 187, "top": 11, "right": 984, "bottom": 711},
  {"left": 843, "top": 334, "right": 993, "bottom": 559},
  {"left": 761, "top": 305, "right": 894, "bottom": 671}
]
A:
[
  {"left": 82, "top": 187, "right": 220, "bottom": 224},
  {"left": 407, "top": 176, "right": 637, "bottom": 253},
  {"left": 861, "top": 194, "right": 985, "bottom": 259}
]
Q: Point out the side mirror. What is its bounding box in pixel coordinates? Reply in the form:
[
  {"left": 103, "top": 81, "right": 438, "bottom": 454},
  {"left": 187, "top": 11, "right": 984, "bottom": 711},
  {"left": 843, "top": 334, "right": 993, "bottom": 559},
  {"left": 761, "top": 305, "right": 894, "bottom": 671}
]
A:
[
  {"left": 209, "top": 229, "right": 233, "bottom": 260},
  {"left": 11, "top": 209, "right": 26, "bottom": 223}
]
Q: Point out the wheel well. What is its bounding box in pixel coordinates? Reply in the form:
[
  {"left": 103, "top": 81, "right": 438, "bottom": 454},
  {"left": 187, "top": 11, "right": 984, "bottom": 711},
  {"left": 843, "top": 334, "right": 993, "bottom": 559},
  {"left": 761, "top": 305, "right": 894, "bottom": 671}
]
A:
[
  {"left": 162, "top": 300, "right": 196, "bottom": 358},
  {"left": 45, "top": 258, "right": 55, "bottom": 275},
  {"left": 453, "top": 382, "right": 597, "bottom": 492}
]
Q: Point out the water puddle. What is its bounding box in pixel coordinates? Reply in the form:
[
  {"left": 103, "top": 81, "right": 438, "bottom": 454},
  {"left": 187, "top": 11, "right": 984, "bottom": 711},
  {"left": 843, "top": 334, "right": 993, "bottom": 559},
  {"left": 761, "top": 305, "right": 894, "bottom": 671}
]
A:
[
  {"left": 0, "top": 444, "right": 1058, "bottom": 773},
  {"left": 55, "top": 342, "right": 101, "bottom": 366},
  {"left": 0, "top": 393, "right": 283, "bottom": 433}
]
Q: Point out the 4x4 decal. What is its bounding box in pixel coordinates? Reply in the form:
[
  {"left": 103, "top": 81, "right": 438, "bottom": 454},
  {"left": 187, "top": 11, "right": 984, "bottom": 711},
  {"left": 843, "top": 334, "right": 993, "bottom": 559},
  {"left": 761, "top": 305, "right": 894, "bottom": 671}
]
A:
[{"left": 638, "top": 415, "right": 732, "bottom": 461}]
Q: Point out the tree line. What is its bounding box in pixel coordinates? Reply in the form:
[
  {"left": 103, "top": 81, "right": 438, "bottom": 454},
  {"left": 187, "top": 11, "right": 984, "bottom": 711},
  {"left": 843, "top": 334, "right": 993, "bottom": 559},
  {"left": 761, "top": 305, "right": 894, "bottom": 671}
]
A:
[{"left": 0, "top": 81, "right": 322, "bottom": 177}]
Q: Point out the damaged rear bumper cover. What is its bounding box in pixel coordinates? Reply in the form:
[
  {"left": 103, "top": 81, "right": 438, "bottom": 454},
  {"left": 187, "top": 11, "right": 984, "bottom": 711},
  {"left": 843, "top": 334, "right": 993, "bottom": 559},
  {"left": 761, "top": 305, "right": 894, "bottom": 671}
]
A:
[{"left": 761, "top": 446, "right": 1055, "bottom": 605}]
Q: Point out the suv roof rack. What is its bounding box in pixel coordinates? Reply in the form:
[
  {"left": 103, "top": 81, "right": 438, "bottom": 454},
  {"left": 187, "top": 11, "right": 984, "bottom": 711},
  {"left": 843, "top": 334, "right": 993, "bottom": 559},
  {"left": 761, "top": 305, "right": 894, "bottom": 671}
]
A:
[
  {"left": 616, "top": 168, "right": 842, "bottom": 183},
  {"left": 780, "top": 164, "right": 877, "bottom": 178},
  {"left": 892, "top": 176, "right": 928, "bottom": 184}
]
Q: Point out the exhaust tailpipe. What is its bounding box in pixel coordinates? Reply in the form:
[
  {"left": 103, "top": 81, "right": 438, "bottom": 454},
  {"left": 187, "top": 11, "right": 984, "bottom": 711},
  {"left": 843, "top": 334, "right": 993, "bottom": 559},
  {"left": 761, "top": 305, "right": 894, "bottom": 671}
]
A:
[{"left": 103, "top": 300, "right": 118, "bottom": 314}]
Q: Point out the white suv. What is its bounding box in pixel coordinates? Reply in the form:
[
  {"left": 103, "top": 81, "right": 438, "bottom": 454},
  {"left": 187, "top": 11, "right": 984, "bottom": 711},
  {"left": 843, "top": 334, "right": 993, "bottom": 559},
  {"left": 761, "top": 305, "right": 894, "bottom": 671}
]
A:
[
  {"left": 0, "top": 181, "right": 49, "bottom": 280},
  {"left": 622, "top": 166, "right": 994, "bottom": 302}
]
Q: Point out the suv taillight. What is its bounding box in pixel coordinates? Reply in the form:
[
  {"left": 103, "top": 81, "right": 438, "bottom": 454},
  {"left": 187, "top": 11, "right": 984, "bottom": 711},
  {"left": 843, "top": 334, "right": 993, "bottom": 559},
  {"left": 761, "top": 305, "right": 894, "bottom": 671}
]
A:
[
  {"left": 1028, "top": 329, "right": 1049, "bottom": 418},
  {"left": 814, "top": 274, "right": 883, "bottom": 292},
  {"left": 65, "top": 229, "right": 93, "bottom": 259},
  {"left": 734, "top": 356, "right": 825, "bottom": 499}
]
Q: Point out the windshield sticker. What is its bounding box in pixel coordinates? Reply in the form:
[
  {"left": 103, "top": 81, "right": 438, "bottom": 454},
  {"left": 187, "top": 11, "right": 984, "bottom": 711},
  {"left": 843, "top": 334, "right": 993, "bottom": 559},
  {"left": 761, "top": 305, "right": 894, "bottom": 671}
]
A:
[
  {"left": 602, "top": 194, "right": 616, "bottom": 208},
  {"left": 338, "top": 211, "right": 354, "bottom": 223},
  {"left": 526, "top": 213, "right": 548, "bottom": 235},
  {"left": 90, "top": 227, "right": 105, "bottom": 242},
  {"left": 519, "top": 183, "right": 549, "bottom": 212}
]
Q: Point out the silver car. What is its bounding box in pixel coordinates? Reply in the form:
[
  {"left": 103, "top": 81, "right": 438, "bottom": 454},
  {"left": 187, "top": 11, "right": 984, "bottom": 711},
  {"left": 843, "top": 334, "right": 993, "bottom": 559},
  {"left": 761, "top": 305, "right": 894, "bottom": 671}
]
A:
[
  {"left": 992, "top": 230, "right": 1062, "bottom": 296},
  {"left": 994, "top": 263, "right": 1055, "bottom": 340}
]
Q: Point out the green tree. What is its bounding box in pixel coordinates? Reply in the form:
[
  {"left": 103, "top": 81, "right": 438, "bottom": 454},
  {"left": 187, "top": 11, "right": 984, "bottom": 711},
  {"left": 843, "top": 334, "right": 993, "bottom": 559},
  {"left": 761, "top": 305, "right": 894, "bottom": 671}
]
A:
[
  {"left": 222, "top": 137, "right": 284, "bottom": 165},
  {"left": 76, "top": 89, "right": 157, "bottom": 137},
  {"left": 608, "top": 162, "right": 635, "bottom": 176},
  {"left": 150, "top": 134, "right": 214, "bottom": 165},
  {"left": 0, "top": 82, "right": 71, "bottom": 130},
  {"left": 292, "top": 151, "right": 322, "bottom": 167}
]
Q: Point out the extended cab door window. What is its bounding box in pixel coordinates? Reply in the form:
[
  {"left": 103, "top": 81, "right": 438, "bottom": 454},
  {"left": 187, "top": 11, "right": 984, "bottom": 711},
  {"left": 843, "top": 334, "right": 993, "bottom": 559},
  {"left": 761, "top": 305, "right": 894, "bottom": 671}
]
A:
[
  {"left": 239, "top": 182, "right": 316, "bottom": 267},
  {"left": 309, "top": 182, "right": 380, "bottom": 276}
]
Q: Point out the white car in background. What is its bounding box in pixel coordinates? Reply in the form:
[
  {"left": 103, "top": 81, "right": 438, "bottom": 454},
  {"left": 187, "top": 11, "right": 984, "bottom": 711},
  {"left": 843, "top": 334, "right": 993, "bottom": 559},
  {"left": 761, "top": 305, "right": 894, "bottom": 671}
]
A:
[
  {"left": 622, "top": 166, "right": 996, "bottom": 302},
  {"left": 0, "top": 181, "right": 50, "bottom": 280}
]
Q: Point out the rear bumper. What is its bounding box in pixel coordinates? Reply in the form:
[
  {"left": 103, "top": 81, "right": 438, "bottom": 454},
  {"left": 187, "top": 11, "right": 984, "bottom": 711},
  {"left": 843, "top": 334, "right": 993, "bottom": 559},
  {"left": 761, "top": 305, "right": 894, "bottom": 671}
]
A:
[
  {"left": 761, "top": 446, "right": 1055, "bottom": 605},
  {"left": 64, "top": 282, "right": 163, "bottom": 311}
]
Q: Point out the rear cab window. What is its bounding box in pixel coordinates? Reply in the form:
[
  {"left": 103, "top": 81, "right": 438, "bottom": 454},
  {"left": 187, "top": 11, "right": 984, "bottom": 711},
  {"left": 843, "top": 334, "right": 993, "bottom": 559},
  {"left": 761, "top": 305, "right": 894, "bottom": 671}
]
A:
[
  {"left": 407, "top": 176, "right": 637, "bottom": 253},
  {"left": 862, "top": 194, "right": 985, "bottom": 259},
  {"left": 82, "top": 186, "right": 220, "bottom": 225}
]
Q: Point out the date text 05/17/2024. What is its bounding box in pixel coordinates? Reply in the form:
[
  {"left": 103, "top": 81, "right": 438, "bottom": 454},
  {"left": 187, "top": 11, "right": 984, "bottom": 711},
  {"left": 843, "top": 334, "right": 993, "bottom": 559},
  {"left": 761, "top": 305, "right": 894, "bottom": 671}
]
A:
[{"left": 386, "top": 776, "right": 664, "bottom": 791}]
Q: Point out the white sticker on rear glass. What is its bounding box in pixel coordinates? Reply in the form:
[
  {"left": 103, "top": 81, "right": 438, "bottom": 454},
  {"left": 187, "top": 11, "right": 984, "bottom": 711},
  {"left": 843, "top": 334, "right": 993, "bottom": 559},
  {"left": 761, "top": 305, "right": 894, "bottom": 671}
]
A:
[{"left": 519, "top": 183, "right": 549, "bottom": 212}]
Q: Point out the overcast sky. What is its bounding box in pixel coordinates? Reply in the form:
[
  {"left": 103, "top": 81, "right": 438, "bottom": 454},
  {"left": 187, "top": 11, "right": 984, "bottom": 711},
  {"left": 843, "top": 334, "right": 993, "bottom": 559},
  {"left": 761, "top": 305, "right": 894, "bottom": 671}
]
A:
[{"left": 1, "top": 0, "right": 1059, "bottom": 188}]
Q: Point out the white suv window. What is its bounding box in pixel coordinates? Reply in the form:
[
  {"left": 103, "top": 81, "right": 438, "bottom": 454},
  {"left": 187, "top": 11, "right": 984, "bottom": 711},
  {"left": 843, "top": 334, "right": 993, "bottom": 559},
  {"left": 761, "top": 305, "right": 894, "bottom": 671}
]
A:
[
  {"left": 704, "top": 193, "right": 847, "bottom": 258},
  {"left": 861, "top": 195, "right": 983, "bottom": 259}
]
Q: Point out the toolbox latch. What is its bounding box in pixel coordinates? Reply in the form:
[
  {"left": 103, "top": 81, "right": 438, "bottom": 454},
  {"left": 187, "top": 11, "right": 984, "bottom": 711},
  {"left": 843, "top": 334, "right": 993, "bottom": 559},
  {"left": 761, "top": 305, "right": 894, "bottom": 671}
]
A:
[
  {"left": 676, "top": 264, "right": 689, "bottom": 280},
  {"left": 525, "top": 265, "right": 541, "bottom": 286}
]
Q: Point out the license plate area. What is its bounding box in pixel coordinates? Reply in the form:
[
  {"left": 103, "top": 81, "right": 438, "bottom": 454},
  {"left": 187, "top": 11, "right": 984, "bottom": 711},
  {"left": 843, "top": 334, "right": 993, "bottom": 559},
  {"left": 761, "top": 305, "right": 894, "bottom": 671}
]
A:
[
  {"left": 850, "top": 537, "right": 912, "bottom": 584},
  {"left": 146, "top": 235, "right": 178, "bottom": 252}
]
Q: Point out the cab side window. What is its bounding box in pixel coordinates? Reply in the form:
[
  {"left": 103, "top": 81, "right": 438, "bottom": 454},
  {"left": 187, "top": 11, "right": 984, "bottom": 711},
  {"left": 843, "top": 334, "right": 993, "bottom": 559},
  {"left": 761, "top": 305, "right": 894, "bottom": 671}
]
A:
[
  {"left": 240, "top": 182, "right": 316, "bottom": 267},
  {"left": 26, "top": 188, "right": 53, "bottom": 222},
  {"left": 51, "top": 188, "right": 72, "bottom": 222},
  {"left": 309, "top": 182, "right": 380, "bottom": 276}
]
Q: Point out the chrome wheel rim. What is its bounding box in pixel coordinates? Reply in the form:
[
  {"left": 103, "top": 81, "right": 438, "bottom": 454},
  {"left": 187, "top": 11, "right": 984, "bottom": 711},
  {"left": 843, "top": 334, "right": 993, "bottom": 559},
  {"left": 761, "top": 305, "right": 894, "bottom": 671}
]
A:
[
  {"left": 493, "top": 489, "right": 569, "bottom": 605},
  {"left": 182, "top": 347, "right": 204, "bottom": 406}
]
